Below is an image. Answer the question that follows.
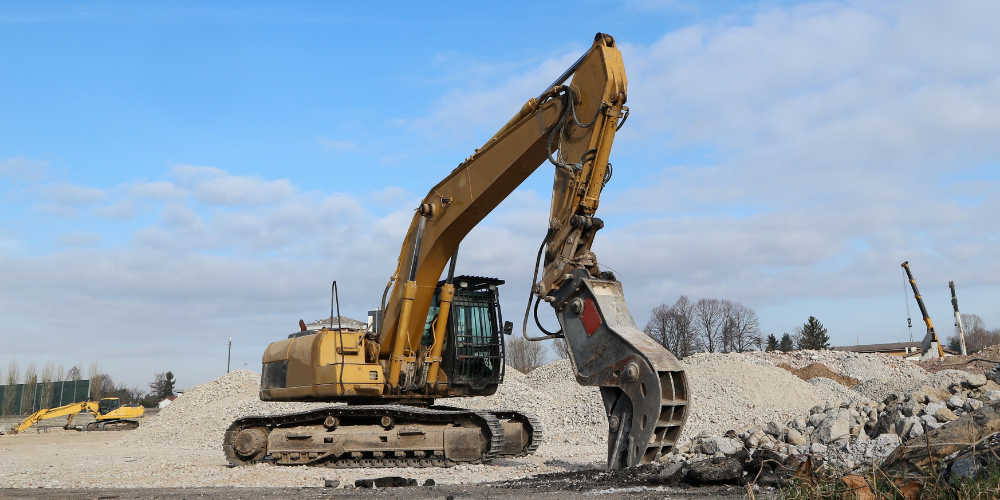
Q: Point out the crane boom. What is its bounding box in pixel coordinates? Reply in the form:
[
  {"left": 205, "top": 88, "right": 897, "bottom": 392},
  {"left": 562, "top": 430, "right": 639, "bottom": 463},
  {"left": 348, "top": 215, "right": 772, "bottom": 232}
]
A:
[
  {"left": 950, "top": 281, "right": 967, "bottom": 356},
  {"left": 902, "top": 261, "right": 944, "bottom": 358}
]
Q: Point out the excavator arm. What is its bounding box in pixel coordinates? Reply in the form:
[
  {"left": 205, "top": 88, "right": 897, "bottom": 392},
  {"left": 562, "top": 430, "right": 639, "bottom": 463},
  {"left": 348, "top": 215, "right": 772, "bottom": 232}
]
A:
[
  {"left": 13, "top": 401, "right": 98, "bottom": 434},
  {"left": 377, "top": 33, "right": 689, "bottom": 468}
]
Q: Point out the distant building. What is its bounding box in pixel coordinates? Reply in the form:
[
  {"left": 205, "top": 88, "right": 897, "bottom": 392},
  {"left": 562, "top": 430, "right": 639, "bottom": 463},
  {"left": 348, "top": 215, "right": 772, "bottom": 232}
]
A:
[
  {"left": 157, "top": 396, "right": 177, "bottom": 408},
  {"left": 832, "top": 342, "right": 958, "bottom": 359},
  {"left": 305, "top": 316, "right": 368, "bottom": 332}
]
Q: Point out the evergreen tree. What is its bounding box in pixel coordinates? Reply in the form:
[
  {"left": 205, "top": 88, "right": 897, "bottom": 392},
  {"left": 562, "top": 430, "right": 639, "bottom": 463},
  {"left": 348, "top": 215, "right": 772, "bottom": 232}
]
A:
[
  {"left": 778, "top": 333, "right": 794, "bottom": 352},
  {"left": 766, "top": 334, "right": 778, "bottom": 352},
  {"left": 797, "top": 316, "right": 830, "bottom": 350},
  {"left": 148, "top": 371, "right": 177, "bottom": 400}
]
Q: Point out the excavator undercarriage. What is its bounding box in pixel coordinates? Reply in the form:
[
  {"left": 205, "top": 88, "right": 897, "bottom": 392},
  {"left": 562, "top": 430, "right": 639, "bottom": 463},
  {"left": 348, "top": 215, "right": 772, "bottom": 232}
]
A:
[{"left": 224, "top": 405, "right": 541, "bottom": 467}]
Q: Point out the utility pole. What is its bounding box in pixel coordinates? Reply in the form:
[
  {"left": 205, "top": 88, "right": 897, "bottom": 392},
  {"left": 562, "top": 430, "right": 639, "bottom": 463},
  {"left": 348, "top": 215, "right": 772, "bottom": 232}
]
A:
[
  {"left": 950, "top": 281, "right": 968, "bottom": 356},
  {"left": 227, "top": 337, "right": 232, "bottom": 374}
]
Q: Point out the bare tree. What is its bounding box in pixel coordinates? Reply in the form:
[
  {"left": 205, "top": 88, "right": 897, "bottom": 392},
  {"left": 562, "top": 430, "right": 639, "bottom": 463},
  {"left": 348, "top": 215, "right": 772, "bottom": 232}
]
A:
[
  {"left": 506, "top": 335, "right": 545, "bottom": 374},
  {"left": 551, "top": 337, "right": 571, "bottom": 360},
  {"left": 21, "top": 363, "right": 37, "bottom": 414},
  {"left": 694, "top": 298, "right": 727, "bottom": 353},
  {"left": 40, "top": 363, "right": 55, "bottom": 410},
  {"left": 3, "top": 359, "right": 19, "bottom": 415},
  {"left": 109, "top": 382, "right": 145, "bottom": 406},
  {"left": 951, "top": 313, "right": 1000, "bottom": 352},
  {"left": 89, "top": 362, "right": 107, "bottom": 401},
  {"left": 66, "top": 365, "right": 82, "bottom": 381},
  {"left": 721, "top": 301, "right": 763, "bottom": 353},
  {"left": 644, "top": 295, "right": 700, "bottom": 358}
]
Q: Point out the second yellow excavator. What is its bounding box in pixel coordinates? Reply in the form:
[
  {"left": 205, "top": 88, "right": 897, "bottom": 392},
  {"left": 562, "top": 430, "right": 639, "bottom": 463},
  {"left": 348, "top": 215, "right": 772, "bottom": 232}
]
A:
[
  {"left": 224, "top": 33, "right": 689, "bottom": 470},
  {"left": 11, "top": 397, "right": 144, "bottom": 434}
]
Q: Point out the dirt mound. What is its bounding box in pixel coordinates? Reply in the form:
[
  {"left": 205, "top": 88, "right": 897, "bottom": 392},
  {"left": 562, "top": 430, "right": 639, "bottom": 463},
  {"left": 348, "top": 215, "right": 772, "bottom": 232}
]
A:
[
  {"left": 777, "top": 362, "right": 860, "bottom": 387},
  {"left": 916, "top": 344, "right": 1000, "bottom": 374}
]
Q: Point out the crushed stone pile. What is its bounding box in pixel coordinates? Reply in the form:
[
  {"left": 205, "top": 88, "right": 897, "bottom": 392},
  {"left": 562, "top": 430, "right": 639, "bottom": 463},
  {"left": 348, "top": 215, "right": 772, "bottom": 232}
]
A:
[
  {"left": 120, "top": 370, "right": 332, "bottom": 450},
  {"left": 742, "top": 349, "right": 928, "bottom": 401},
  {"left": 449, "top": 360, "right": 606, "bottom": 446},
  {"left": 670, "top": 366, "right": 1000, "bottom": 470},
  {"left": 679, "top": 353, "right": 865, "bottom": 442}
]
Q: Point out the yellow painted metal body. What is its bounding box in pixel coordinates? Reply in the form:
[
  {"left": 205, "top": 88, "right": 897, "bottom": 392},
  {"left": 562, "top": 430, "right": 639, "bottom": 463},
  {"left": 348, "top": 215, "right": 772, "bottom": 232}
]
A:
[
  {"left": 260, "top": 329, "right": 385, "bottom": 401},
  {"left": 13, "top": 398, "right": 144, "bottom": 434}
]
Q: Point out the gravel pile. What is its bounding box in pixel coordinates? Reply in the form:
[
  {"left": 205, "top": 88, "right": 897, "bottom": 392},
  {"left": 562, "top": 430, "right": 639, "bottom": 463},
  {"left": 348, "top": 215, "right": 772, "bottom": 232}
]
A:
[
  {"left": 680, "top": 353, "right": 860, "bottom": 442},
  {"left": 446, "top": 360, "right": 607, "bottom": 446},
  {"left": 742, "top": 350, "right": 928, "bottom": 401},
  {"left": 120, "top": 370, "right": 332, "bottom": 450}
]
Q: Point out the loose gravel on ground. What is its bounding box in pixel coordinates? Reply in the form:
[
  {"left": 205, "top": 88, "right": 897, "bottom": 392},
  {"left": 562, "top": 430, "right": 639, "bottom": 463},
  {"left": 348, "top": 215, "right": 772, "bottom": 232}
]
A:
[{"left": 4, "top": 348, "right": 985, "bottom": 490}]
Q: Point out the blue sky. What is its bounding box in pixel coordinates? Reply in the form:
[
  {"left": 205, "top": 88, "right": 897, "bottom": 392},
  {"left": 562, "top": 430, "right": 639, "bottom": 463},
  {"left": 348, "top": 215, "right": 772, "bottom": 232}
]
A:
[{"left": 2, "top": 0, "right": 999, "bottom": 389}]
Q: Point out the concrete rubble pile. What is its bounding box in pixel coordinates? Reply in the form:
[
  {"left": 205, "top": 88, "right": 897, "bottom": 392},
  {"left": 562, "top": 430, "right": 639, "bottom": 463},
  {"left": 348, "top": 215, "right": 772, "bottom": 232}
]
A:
[{"left": 670, "top": 366, "right": 1000, "bottom": 485}]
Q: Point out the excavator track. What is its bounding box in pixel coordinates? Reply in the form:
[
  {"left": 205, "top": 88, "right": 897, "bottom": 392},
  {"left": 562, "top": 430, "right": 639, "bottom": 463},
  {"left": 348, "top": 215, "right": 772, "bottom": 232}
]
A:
[
  {"left": 224, "top": 405, "right": 541, "bottom": 468},
  {"left": 85, "top": 420, "right": 140, "bottom": 432},
  {"left": 482, "top": 410, "right": 543, "bottom": 457}
]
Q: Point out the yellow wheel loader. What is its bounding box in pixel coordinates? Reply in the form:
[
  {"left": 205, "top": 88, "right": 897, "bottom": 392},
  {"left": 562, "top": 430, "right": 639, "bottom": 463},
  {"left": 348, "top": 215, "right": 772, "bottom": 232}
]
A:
[
  {"left": 225, "top": 33, "right": 689, "bottom": 470},
  {"left": 11, "top": 397, "right": 144, "bottom": 434}
]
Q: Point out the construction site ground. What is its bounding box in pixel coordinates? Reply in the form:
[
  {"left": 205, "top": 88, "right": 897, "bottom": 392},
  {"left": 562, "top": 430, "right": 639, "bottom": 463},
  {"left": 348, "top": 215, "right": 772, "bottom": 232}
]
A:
[
  {"left": 3, "top": 349, "right": 997, "bottom": 498},
  {"left": 0, "top": 430, "right": 742, "bottom": 499}
]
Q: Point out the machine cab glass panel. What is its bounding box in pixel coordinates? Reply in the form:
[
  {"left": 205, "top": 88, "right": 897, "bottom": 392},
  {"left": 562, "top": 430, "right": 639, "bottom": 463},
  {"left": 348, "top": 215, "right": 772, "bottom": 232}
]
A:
[
  {"left": 423, "top": 275, "right": 506, "bottom": 393},
  {"left": 98, "top": 398, "right": 120, "bottom": 415}
]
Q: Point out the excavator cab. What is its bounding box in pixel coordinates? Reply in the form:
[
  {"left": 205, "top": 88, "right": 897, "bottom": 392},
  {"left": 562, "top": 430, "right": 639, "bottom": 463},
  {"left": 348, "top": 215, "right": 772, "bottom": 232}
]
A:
[
  {"left": 98, "top": 398, "right": 121, "bottom": 415},
  {"left": 420, "top": 275, "right": 507, "bottom": 395},
  {"left": 433, "top": 276, "right": 508, "bottom": 395}
]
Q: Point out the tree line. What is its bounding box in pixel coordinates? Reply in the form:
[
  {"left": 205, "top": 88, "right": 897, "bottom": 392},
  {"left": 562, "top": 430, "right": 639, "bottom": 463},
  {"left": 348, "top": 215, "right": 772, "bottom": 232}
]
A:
[
  {"left": 643, "top": 296, "right": 765, "bottom": 357},
  {"left": 764, "top": 316, "right": 830, "bottom": 352},
  {"left": 1, "top": 360, "right": 178, "bottom": 415},
  {"left": 947, "top": 313, "right": 1000, "bottom": 353}
]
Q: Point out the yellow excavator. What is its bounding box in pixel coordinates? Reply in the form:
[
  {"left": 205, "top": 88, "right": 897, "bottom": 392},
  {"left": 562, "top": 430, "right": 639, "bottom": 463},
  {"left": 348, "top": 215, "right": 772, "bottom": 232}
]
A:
[
  {"left": 224, "top": 33, "right": 689, "bottom": 469},
  {"left": 11, "top": 397, "right": 144, "bottom": 434}
]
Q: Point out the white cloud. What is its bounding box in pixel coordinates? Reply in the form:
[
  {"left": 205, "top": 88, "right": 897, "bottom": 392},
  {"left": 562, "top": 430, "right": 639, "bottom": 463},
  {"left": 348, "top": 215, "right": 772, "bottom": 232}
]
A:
[
  {"left": 41, "top": 183, "right": 106, "bottom": 206},
  {"left": 317, "top": 137, "right": 359, "bottom": 152},
  {"left": 128, "top": 180, "right": 187, "bottom": 200},
  {"left": 30, "top": 203, "right": 79, "bottom": 218},
  {"left": 170, "top": 164, "right": 295, "bottom": 206},
  {"left": 91, "top": 200, "right": 136, "bottom": 220},
  {"left": 402, "top": 52, "right": 583, "bottom": 143},
  {"left": 55, "top": 231, "right": 103, "bottom": 247},
  {"left": 0, "top": 157, "right": 47, "bottom": 181}
]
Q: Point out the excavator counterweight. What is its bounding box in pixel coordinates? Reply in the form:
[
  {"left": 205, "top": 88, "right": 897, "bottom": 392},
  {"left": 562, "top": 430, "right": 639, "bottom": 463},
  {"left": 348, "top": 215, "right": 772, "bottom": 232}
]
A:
[{"left": 225, "top": 33, "right": 688, "bottom": 470}]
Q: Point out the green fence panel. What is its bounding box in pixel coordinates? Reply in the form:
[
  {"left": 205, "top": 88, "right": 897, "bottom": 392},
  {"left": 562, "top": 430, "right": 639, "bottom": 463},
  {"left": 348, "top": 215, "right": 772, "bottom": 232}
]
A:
[{"left": 0, "top": 380, "right": 90, "bottom": 415}]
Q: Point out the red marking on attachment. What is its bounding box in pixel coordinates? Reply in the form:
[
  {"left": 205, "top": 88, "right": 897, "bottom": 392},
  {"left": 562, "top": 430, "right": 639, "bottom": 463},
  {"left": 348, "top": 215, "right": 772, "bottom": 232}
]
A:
[{"left": 582, "top": 298, "right": 602, "bottom": 336}]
